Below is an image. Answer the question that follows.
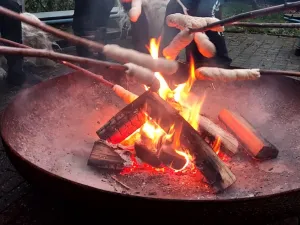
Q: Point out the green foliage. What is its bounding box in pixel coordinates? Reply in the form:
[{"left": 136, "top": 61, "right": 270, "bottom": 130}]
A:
[
  {"left": 223, "top": 2, "right": 300, "bottom": 36},
  {"left": 25, "top": 0, "right": 74, "bottom": 13}
]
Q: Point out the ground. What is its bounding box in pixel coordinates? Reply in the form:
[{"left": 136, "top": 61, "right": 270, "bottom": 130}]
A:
[{"left": 0, "top": 33, "right": 300, "bottom": 224}]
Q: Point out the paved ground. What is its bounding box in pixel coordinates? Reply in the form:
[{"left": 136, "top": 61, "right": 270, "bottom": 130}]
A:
[{"left": 0, "top": 33, "right": 299, "bottom": 225}]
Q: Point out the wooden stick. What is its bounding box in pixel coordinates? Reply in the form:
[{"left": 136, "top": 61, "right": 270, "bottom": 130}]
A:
[
  {"left": 0, "top": 37, "right": 115, "bottom": 88},
  {"left": 0, "top": 7, "right": 104, "bottom": 51},
  {"left": 0, "top": 46, "right": 126, "bottom": 71},
  {"left": 0, "top": 7, "right": 178, "bottom": 75},
  {"left": 111, "top": 175, "right": 132, "bottom": 190},
  {"left": 260, "top": 69, "right": 300, "bottom": 77},
  {"left": 189, "top": 1, "right": 300, "bottom": 33},
  {"left": 198, "top": 115, "right": 239, "bottom": 156},
  {"left": 218, "top": 109, "right": 279, "bottom": 160},
  {"left": 232, "top": 22, "right": 300, "bottom": 29}
]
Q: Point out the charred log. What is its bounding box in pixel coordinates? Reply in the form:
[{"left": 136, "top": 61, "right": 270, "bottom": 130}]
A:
[
  {"left": 158, "top": 144, "right": 187, "bottom": 171},
  {"left": 96, "top": 92, "right": 148, "bottom": 144},
  {"left": 88, "top": 140, "right": 125, "bottom": 170},
  {"left": 218, "top": 109, "right": 279, "bottom": 160}
]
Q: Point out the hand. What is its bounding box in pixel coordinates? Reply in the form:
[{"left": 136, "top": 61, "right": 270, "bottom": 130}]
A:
[{"left": 121, "top": 0, "right": 142, "bottom": 22}]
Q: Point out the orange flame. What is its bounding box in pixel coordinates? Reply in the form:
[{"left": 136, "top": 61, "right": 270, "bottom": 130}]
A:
[
  {"left": 122, "top": 38, "right": 205, "bottom": 173},
  {"left": 213, "top": 136, "right": 222, "bottom": 155}
]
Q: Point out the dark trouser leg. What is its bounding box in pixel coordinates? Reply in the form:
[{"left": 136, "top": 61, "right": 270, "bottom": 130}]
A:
[
  {"left": 73, "top": 0, "right": 93, "bottom": 58},
  {"left": 0, "top": 0, "right": 26, "bottom": 85},
  {"left": 73, "top": 0, "right": 114, "bottom": 59},
  {"left": 122, "top": 3, "right": 149, "bottom": 54},
  {"left": 93, "top": 0, "right": 114, "bottom": 60}
]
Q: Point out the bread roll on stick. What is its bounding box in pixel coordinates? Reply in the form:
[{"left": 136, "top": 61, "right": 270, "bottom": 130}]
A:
[
  {"left": 196, "top": 67, "right": 261, "bottom": 81},
  {"left": 194, "top": 32, "right": 216, "bottom": 58},
  {"left": 167, "top": 13, "right": 224, "bottom": 32},
  {"left": 125, "top": 63, "right": 156, "bottom": 86},
  {"left": 103, "top": 44, "right": 178, "bottom": 75},
  {"left": 129, "top": 0, "right": 142, "bottom": 22},
  {"left": 113, "top": 84, "right": 138, "bottom": 104},
  {"left": 163, "top": 29, "right": 194, "bottom": 60}
]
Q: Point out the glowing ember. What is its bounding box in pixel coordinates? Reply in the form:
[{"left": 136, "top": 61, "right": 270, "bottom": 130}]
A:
[{"left": 121, "top": 38, "right": 207, "bottom": 174}]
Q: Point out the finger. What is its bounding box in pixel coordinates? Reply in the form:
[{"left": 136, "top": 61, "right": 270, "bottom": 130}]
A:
[
  {"left": 194, "top": 32, "right": 216, "bottom": 58},
  {"left": 129, "top": 0, "right": 142, "bottom": 22}
]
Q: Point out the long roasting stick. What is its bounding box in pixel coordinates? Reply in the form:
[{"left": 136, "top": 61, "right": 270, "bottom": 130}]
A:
[
  {"left": 189, "top": 1, "right": 300, "bottom": 33},
  {"left": 0, "top": 46, "right": 126, "bottom": 71},
  {"left": 0, "top": 7, "right": 178, "bottom": 75},
  {"left": 0, "top": 37, "right": 114, "bottom": 87},
  {"left": 0, "top": 39, "right": 139, "bottom": 103},
  {"left": 232, "top": 22, "right": 300, "bottom": 28}
]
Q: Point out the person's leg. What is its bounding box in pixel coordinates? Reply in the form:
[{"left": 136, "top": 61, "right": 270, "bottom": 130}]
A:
[
  {"left": 186, "top": 0, "right": 232, "bottom": 67},
  {"left": 93, "top": 0, "right": 115, "bottom": 60},
  {"left": 0, "top": 0, "right": 26, "bottom": 86},
  {"left": 73, "top": 0, "right": 95, "bottom": 58}
]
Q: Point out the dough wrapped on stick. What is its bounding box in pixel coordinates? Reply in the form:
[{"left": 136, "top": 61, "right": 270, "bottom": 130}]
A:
[
  {"left": 125, "top": 63, "right": 160, "bottom": 91},
  {"left": 194, "top": 32, "right": 216, "bottom": 58},
  {"left": 166, "top": 13, "right": 224, "bottom": 32},
  {"left": 196, "top": 67, "right": 261, "bottom": 81},
  {"left": 103, "top": 44, "right": 178, "bottom": 75},
  {"left": 163, "top": 29, "right": 194, "bottom": 60},
  {"left": 128, "top": 0, "right": 142, "bottom": 22}
]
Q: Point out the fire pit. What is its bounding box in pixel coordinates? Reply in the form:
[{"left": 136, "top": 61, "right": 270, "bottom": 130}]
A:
[{"left": 2, "top": 65, "right": 300, "bottom": 221}]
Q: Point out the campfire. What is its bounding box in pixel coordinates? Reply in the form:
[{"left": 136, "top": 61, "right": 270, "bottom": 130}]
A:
[{"left": 88, "top": 38, "right": 279, "bottom": 193}]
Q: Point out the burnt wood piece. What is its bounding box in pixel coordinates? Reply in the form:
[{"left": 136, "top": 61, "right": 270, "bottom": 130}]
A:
[
  {"left": 135, "top": 141, "right": 162, "bottom": 168},
  {"left": 158, "top": 144, "right": 187, "bottom": 171},
  {"left": 144, "top": 92, "right": 236, "bottom": 193},
  {"left": 96, "top": 92, "right": 148, "bottom": 144},
  {"left": 88, "top": 140, "right": 125, "bottom": 170},
  {"left": 218, "top": 109, "right": 279, "bottom": 160},
  {"left": 198, "top": 116, "right": 239, "bottom": 156}
]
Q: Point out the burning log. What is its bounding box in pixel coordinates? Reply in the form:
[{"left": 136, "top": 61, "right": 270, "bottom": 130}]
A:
[
  {"left": 189, "top": 1, "right": 300, "bottom": 33},
  {"left": 144, "top": 92, "right": 236, "bottom": 192},
  {"left": 96, "top": 91, "right": 236, "bottom": 192},
  {"left": 88, "top": 140, "right": 125, "bottom": 170},
  {"left": 198, "top": 116, "right": 239, "bottom": 156},
  {"left": 135, "top": 142, "right": 162, "bottom": 168},
  {"left": 218, "top": 109, "right": 279, "bottom": 160},
  {"left": 158, "top": 144, "right": 187, "bottom": 171},
  {"left": 96, "top": 92, "right": 149, "bottom": 144}
]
